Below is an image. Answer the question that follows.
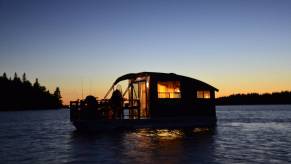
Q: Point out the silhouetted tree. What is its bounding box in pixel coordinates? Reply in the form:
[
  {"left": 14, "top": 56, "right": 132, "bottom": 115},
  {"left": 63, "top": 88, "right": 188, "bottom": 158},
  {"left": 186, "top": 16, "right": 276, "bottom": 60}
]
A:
[
  {"left": 33, "top": 78, "right": 40, "bottom": 89},
  {"left": 54, "top": 87, "right": 63, "bottom": 108},
  {"left": 13, "top": 72, "right": 17, "bottom": 80},
  {"left": 216, "top": 91, "right": 291, "bottom": 105},
  {"left": 0, "top": 72, "right": 63, "bottom": 110},
  {"left": 22, "top": 73, "right": 27, "bottom": 82},
  {"left": 13, "top": 72, "right": 21, "bottom": 83},
  {"left": 54, "top": 87, "right": 61, "bottom": 99},
  {"left": 2, "top": 72, "right": 7, "bottom": 80},
  {"left": 40, "top": 86, "right": 46, "bottom": 92}
]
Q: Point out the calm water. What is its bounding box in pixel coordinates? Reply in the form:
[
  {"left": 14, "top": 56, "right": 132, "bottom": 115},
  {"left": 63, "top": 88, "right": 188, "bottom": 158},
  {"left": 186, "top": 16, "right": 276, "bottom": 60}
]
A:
[{"left": 0, "top": 105, "right": 291, "bottom": 164}]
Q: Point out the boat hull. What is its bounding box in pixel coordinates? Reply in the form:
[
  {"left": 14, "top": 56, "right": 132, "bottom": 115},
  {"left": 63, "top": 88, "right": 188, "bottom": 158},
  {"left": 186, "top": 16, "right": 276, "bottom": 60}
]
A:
[{"left": 72, "top": 117, "right": 216, "bottom": 132}]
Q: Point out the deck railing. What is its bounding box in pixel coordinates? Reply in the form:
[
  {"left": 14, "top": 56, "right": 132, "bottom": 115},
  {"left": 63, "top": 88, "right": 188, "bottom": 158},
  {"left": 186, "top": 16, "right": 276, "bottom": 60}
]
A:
[{"left": 70, "top": 99, "right": 141, "bottom": 121}]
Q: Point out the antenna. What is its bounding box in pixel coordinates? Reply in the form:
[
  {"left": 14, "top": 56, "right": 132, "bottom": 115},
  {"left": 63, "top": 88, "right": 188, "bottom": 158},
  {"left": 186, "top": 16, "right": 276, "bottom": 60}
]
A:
[{"left": 81, "top": 79, "right": 84, "bottom": 100}]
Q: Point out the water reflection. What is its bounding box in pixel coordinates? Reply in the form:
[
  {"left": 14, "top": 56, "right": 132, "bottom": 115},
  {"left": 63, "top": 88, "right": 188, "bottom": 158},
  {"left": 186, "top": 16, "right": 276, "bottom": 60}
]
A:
[
  {"left": 132, "top": 129, "right": 184, "bottom": 139},
  {"left": 67, "top": 128, "right": 216, "bottom": 163},
  {"left": 118, "top": 128, "right": 215, "bottom": 163},
  {"left": 2, "top": 106, "right": 290, "bottom": 163},
  {"left": 129, "top": 128, "right": 215, "bottom": 139}
]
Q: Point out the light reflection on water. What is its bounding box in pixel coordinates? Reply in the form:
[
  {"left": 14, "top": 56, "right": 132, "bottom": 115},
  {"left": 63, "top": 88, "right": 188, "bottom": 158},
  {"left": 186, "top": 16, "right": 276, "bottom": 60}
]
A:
[
  {"left": 130, "top": 128, "right": 211, "bottom": 139},
  {"left": 121, "top": 129, "right": 185, "bottom": 164},
  {"left": 133, "top": 129, "right": 184, "bottom": 139},
  {"left": 114, "top": 128, "right": 216, "bottom": 164},
  {"left": 0, "top": 105, "right": 291, "bottom": 163},
  {"left": 66, "top": 128, "right": 216, "bottom": 163}
]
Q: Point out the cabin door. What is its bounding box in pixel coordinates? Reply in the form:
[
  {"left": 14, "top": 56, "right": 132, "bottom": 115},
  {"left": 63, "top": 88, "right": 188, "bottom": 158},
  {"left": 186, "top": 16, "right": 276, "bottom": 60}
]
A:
[{"left": 138, "top": 81, "right": 148, "bottom": 118}]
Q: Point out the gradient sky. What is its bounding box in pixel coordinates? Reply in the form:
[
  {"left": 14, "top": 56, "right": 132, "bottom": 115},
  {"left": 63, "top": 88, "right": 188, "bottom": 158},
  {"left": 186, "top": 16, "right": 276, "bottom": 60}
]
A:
[{"left": 1, "top": 0, "right": 291, "bottom": 104}]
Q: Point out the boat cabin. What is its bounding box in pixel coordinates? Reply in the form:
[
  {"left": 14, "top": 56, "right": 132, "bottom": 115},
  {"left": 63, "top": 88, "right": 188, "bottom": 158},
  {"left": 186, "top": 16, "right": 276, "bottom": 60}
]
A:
[{"left": 102, "top": 72, "right": 218, "bottom": 119}]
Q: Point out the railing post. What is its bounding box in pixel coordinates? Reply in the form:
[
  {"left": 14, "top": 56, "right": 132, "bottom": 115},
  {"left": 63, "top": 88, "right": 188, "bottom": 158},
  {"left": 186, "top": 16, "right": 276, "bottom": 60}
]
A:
[{"left": 138, "top": 100, "right": 140, "bottom": 119}]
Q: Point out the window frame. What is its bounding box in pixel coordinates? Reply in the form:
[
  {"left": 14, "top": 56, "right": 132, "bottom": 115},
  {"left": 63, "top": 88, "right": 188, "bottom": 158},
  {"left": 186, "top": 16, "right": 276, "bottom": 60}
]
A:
[
  {"left": 197, "top": 90, "right": 211, "bottom": 99},
  {"left": 157, "top": 81, "right": 181, "bottom": 99}
]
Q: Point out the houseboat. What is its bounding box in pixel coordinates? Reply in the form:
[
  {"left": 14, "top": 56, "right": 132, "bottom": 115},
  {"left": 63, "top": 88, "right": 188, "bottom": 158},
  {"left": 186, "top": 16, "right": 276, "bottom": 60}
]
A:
[{"left": 70, "top": 72, "right": 218, "bottom": 131}]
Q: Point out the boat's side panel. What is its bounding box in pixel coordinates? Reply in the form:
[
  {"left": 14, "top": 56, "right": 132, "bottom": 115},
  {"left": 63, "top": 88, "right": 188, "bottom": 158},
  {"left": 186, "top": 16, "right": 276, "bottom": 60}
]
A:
[
  {"left": 148, "top": 76, "right": 217, "bottom": 119},
  {"left": 73, "top": 117, "right": 216, "bottom": 132}
]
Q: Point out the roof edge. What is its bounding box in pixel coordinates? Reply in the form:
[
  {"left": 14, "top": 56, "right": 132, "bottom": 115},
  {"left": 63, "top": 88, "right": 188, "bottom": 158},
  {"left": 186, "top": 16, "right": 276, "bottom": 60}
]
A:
[{"left": 113, "top": 72, "right": 219, "bottom": 91}]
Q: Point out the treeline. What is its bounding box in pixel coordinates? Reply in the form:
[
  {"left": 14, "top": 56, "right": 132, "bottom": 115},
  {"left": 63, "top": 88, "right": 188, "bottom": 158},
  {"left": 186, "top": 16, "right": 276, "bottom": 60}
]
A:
[
  {"left": 216, "top": 91, "right": 291, "bottom": 105},
  {"left": 0, "top": 72, "right": 63, "bottom": 110}
]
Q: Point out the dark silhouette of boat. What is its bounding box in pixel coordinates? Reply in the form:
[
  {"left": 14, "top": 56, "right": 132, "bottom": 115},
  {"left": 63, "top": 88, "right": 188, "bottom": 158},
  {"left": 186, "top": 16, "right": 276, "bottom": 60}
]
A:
[{"left": 70, "top": 72, "right": 218, "bottom": 131}]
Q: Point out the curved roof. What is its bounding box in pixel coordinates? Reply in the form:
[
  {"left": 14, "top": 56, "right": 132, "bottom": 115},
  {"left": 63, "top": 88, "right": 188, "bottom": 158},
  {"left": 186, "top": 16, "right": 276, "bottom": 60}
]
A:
[{"left": 114, "top": 72, "right": 218, "bottom": 91}]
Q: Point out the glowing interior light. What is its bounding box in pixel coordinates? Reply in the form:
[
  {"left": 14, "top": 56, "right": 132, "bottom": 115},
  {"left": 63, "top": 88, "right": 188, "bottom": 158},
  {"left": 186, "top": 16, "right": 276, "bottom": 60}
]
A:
[
  {"left": 158, "top": 81, "right": 181, "bottom": 98},
  {"left": 197, "top": 90, "right": 210, "bottom": 99}
]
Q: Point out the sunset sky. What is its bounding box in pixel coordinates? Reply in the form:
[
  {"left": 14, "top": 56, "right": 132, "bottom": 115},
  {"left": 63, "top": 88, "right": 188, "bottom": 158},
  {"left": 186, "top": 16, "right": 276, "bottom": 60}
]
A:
[{"left": 1, "top": 0, "right": 291, "bottom": 104}]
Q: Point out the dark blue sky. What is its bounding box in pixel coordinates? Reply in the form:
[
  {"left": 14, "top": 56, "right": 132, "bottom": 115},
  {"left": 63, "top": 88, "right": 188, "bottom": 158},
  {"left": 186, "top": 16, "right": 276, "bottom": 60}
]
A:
[{"left": 1, "top": 0, "right": 291, "bottom": 103}]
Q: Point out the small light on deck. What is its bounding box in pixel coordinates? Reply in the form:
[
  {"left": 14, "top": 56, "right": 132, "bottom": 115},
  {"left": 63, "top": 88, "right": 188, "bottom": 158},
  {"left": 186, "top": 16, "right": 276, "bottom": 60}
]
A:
[{"left": 146, "top": 81, "right": 149, "bottom": 88}]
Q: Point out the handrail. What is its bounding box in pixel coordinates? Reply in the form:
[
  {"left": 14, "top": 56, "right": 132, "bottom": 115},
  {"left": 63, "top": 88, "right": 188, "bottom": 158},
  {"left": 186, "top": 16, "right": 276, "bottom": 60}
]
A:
[
  {"left": 104, "top": 84, "right": 114, "bottom": 99},
  {"left": 70, "top": 99, "right": 141, "bottom": 120}
]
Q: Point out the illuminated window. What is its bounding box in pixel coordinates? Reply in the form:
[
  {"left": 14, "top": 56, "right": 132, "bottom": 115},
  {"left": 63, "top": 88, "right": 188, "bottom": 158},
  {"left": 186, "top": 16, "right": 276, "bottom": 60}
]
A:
[
  {"left": 158, "top": 81, "right": 181, "bottom": 98},
  {"left": 197, "top": 91, "right": 210, "bottom": 99}
]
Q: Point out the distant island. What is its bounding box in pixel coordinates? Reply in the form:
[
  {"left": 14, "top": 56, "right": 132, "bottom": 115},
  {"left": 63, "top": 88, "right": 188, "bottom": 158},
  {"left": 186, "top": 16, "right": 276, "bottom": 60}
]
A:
[
  {"left": 216, "top": 91, "right": 291, "bottom": 105},
  {"left": 0, "top": 72, "right": 63, "bottom": 110}
]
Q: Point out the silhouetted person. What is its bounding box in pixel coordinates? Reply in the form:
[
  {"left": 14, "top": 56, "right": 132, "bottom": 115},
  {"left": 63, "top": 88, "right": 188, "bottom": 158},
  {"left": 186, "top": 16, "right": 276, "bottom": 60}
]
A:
[
  {"left": 79, "top": 95, "right": 98, "bottom": 120},
  {"left": 110, "top": 90, "right": 123, "bottom": 119}
]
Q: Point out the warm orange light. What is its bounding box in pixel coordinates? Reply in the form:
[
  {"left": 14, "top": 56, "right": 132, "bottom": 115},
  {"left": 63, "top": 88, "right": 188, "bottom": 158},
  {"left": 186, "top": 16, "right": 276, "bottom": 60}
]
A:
[
  {"left": 197, "top": 90, "right": 210, "bottom": 99},
  {"left": 157, "top": 81, "right": 181, "bottom": 98}
]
